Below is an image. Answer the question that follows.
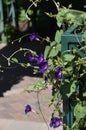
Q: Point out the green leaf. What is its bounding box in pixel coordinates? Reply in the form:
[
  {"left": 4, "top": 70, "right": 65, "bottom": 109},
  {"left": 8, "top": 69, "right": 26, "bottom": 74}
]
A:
[
  {"left": 63, "top": 54, "right": 75, "bottom": 61},
  {"left": 56, "top": 15, "right": 64, "bottom": 27},
  {"left": 44, "top": 45, "right": 50, "bottom": 59},
  {"left": 48, "top": 95, "right": 54, "bottom": 106},
  {"left": 65, "top": 13, "right": 75, "bottom": 21},
  {"left": 48, "top": 59, "right": 53, "bottom": 66},
  {"left": 55, "top": 30, "right": 63, "bottom": 44},
  {"left": 44, "top": 44, "right": 59, "bottom": 59},
  {"left": 83, "top": 92, "right": 86, "bottom": 97},
  {"left": 67, "top": 80, "right": 77, "bottom": 97},
  {"left": 27, "top": 9, "right": 33, "bottom": 16},
  {"left": 72, "top": 121, "right": 79, "bottom": 130},
  {"left": 50, "top": 41, "right": 56, "bottom": 47},
  {"left": 82, "top": 31, "right": 86, "bottom": 42},
  {"left": 11, "top": 58, "right": 18, "bottom": 63},
  {"left": 18, "top": 8, "right": 28, "bottom": 21},
  {"left": 66, "top": 66, "right": 73, "bottom": 72},
  {"left": 56, "top": 43, "right": 61, "bottom": 52},
  {"left": 74, "top": 103, "right": 86, "bottom": 120},
  {"left": 48, "top": 46, "right": 58, "bottom": 58}
]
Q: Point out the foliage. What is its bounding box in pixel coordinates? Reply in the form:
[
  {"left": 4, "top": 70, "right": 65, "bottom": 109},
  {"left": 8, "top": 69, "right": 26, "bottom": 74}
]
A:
[
  {"left": 1, "top": 0, "right": 86, "bottom": 129},
  {"left": 3, "top": 0, "right": 12, "bottom": 5},
  {"left": 18, "top": 7, "right": 28, "bottom": 22},
  {"left": 4, "top": 24, "right": 17, "bottom": 42}
]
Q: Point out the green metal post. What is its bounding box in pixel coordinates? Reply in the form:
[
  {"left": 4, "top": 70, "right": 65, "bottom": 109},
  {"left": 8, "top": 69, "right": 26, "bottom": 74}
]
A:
[
  {"left": 9, "top": 0, "right": 16, "bottom": 27},
  {"left": 61, "top": 22, "right": 85, "bottom": 129}
]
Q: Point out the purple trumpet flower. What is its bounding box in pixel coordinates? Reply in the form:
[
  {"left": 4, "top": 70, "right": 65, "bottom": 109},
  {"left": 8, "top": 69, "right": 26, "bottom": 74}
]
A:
[
  {"left": 28, "top": 53, "right": 48, "bottom": 73},
  {"left": 39, "top": 60, "right": 48, "bottom": 73},
  {"left": 25, "top": 104, "right": 35, "bottom": 114},
  {"left": 25, "top": 104, "right": 32, "bottom": 114},
  {"left": 36, "top": 53, "right": 48, "bottom": 73},
  {"left": 50, "top": 117, "right": 61, "bottom": 128}
]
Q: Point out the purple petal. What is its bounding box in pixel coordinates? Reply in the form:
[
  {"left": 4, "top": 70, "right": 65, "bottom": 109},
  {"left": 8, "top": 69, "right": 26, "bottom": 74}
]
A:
[
  {"left": 55, "top": 67, "right": 62, "bottom": 80},
  {"left": 28, "top": 54, "right": 35, "bottom": 61},
  {"left": 39, "top": 60, "right": 48, "bottom": 73},
  {"left": 29, "top": 33, "right": 38, "bottom": 41},
  {"left": 36, "top": 53, "right": 44, "bottom": 65},
  {"left": 25, "top": 104, "right": 32, "bottom": 114},
  {"left": 50, "top": 117, "right": 61, "bottom": 128}
]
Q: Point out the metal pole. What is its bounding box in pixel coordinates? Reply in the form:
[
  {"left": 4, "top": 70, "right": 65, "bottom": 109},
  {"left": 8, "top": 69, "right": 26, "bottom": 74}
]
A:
[
  {"left": 0, "top": 0, "right": 5, "bottom": 41},
  {"left": 9, "top": 0, "right": 16, "bottom": 27},
  {"left": 61, "top": 25, "right": 84, "bottom": 129}
]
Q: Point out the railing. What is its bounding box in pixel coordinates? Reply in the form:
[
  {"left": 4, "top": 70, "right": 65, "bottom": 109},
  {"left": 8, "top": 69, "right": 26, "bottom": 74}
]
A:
[
  {"left": 61, "top": 20, "right": 85, "bottom": 129},
  {"left": 0, "top": 0, "right": 17, "bottom": 41}
]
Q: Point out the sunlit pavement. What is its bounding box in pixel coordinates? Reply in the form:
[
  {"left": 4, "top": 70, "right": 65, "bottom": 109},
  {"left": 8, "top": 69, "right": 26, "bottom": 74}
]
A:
[
  {"left": 0, "top": 119, "right": 63, "bottom": 130},
  {"left": 0, "top": 76, "right": 63, "bottom": 130}
]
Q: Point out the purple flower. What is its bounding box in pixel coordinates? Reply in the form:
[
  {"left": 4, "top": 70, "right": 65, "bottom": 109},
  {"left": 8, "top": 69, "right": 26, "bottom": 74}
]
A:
[
  {"left": 50, "top": 117, "right": 61, "bottom": 128},
  {"left": 36, "top": 53, "right": 44, "bottom": 65},
  {"left": 29, "top": 33, "right": 38, "bottom": 41},
  {"left": 28, "top": 54, "right": 37, "bottom": 61},
  {"left": 25, "top": 104, "right": 32, "bottom": 114},
  {"left": 28, "top": 53, "right": 48, "bottom": 73},
  {"left": 55, "top": 67, "right": 62, "bottom": 80},
  {"left": 39, "top": 60, "right": 48, "bottom": 73}
]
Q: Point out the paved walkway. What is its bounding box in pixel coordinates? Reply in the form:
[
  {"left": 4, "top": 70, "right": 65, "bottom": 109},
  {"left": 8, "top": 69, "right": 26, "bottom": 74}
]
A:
[
  {"left": 0, "top": 44, "right": 62, "bottom": 129},
  {"left": 0, "top": 119, "right": 63, "bottom": 130},
  {"left": 0, "top": 76, "right": 63, "bottom": 130}
]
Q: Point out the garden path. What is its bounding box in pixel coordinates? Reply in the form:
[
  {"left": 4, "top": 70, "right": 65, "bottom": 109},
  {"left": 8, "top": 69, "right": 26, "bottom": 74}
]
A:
[
  {"left": 0, "top": 76, "right": 52, "bottom": 123},
  {"left": 0, "top": 43, "right": 62, "bottom": 129}
]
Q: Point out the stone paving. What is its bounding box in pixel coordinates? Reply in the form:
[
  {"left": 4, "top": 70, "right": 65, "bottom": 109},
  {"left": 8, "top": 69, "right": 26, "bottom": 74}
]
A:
[
  {"left": 0, "top": 76, "right": 53, "bottom": 123},
  {"left": 0, "top": 43, "right": 63, "bottom": 129}
]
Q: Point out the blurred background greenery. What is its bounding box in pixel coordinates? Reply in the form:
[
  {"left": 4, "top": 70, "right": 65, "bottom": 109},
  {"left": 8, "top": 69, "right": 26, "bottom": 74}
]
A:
[{"left": 0, "top": 0, "right": 86, "bottom": 43}]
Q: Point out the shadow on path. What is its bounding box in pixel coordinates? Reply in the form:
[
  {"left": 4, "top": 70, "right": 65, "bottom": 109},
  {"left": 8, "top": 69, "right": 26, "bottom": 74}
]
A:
[{"left": 0, "top": 39, "right": 47, "bottom": 96}]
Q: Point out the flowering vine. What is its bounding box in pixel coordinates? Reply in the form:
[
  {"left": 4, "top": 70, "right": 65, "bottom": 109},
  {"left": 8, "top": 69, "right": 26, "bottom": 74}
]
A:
[{"left": 0, "top": 0, "right": 86, "bottom": 130}]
